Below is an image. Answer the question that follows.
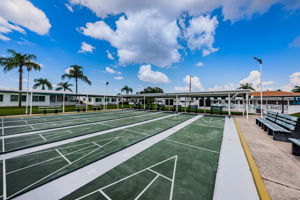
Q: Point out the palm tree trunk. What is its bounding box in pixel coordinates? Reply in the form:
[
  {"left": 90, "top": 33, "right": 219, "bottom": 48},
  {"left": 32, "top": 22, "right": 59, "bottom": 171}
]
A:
[
  {"left": 75, "top": 78, "right": 78, "bottom": 104},
  {"left": 18, "top": 66, "right": 23, "bottom": 107}
]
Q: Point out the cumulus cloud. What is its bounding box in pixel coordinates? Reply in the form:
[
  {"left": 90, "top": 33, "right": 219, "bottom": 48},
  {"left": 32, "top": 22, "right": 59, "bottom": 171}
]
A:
[
  {"left": 289, "top": 36, "right": 300, "bottom": 47},
  {"left": 174, "top": 75, "right": 204, "bottom": 92},
  {"left": 184, "top": 15, "right": 218, "bottom": 56},
  {"left": 281, "top": 72, "right": 300, "bottom": 91},
  {"left": 65, "top": 3, "right": 74, "bottom": 12},
  {"left": 78, "top": 42, "right": 95, "bottom": 53},
  {"left": 0, "top": 0, "right": 51, "bottom": 40},
  {"left": 208, "top": 83, "right": 237, "bottom": 91},
  {"left": 114, "top": 76, "right": 123, "bottom": 80},
  {"left": 195, "top": 62, "right": 204, "bottom": 67},
  {"left": 106, "top": 50, "right": 114, "bottom": 60},
  {"left": 105, "top": 66, "right": 121, "bottom": 74},
  {"left": 64, "top": 67, "right": 73, "bottom": 74},
  {"left": 240, "top": 70, "right": 274, "bottom": 90},
  {"left": 137, "top": 64, "right": 170, "bottom": 84}
]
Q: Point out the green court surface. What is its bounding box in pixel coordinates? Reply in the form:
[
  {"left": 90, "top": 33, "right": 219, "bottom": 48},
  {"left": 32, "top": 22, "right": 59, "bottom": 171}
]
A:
[
  {"left": 63, "top": 116, "right": 225, "bottom": 200},
  {"left": 2, "top": 110, "right": 134, "bottom": 127},
  {"left": 2, "top": 110, "right": 157, "bottom": 135},
  {"left": 3, "top": 112, "right": 170, "bottom": 153},
  {"left": 3, "top": 114, "right": 193, "bottom": 199}
]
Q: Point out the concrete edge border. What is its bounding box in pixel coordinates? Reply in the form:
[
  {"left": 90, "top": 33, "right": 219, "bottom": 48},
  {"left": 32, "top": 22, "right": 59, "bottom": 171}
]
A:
[{"left": 234, "top": 118, "right": 271, "bottom": 200}]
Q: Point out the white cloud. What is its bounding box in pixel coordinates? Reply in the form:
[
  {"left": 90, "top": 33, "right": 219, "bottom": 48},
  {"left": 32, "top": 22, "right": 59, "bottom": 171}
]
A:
[
  {"left": 281, "top": 72, "right": 300, "bottom": 91},
  {"left": 105, "top": 66, "right": 121, "bottom": 74},
  {"left": 65, "top": 3, "right": 74, "bottom": 12},
  {"left": 208, "top": 83, "right": 237, "bottom": 91},
  {"left": 174, "top": 75, "right": 204, "bottom": 92},
  {"left": 106, "top": 50, "right": 114, "bottom": 60},
  {"left": 64, "top": 67, "right": 73, "bottom": 74},
  {"left": 137, "top": 64, "right": 170, "bottom": 84},
  {"left": 184, "top": 15, "right": 218, "bottom": 56},
  {"left": 195, "top": 62, "right": 204, "bottom": 67},
  {"left": 0, "top": 0, "right": 51, "bottom": 40},
  {"left": 114, "top": 76, "right": 123, "bottom": 80},
  {"left": 289, "top": 36, "right": 300, "bottom": 47},
  {"left": 78, "top": 42, "right": 95, "bottom": 53},
  {"left": 239, "top": 70, "right": 274, "bottom": 90}
]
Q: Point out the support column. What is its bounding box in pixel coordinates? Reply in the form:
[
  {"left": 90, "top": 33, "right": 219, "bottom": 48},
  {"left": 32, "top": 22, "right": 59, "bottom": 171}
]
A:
[
  {"left": 86, "top": 95, "right": 88, "bottom": 111},
  {"left": 144, "top": 96, "right": 146, "bottom": 110},
  {"left": 246, "top": 93, "right": 249, "bottom": 120},
  {"left": 176, "top": 95, "right": 178, "bottom": 113},
  {"left": 63, "top": 93, "right": 65, "bottom": 113},
  {"left": 30, "top": 91, "right": 33, "bottom": 115},
  {"left": 117, "top": 97, "right": 119, "bottom": 110},
  {"left": 228, "top": 93, "right": 231, "bottom": 117},
  {"left": 122, "top": 97, "right": 124, "bottom": 110}
]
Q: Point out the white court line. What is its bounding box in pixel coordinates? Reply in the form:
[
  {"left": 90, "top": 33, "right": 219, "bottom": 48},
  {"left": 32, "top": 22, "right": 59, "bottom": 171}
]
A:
[
  {"left": 169, "top": 155, "right": 177, "bottom": 200},
  {"left": 147, "top": 168, "right": 172, "bottom": 181},
  {"left": 1, "top": 111, "right": 163, "bottom": 139},
  {"left": 56, "top": 149, "right": 71, "bottom": 164},
  {"left": 194, "top": 123, "right": 224, "bottom": 129},
  {"left": 29, "top": 125, "right": 34, "bottom": 130},
  {"left": 92, "top": 142, "right": 102, "bottom": 147},
  {"left": 39, "top": 134, "right": 47, "bottom": 141},
  {"left": 165, "top": 139, "right": 219, "bottom": 154},
  {"left": 134, "top": 174, "right": 159, "bottom": 200},
  {"left": 99, "top": 189, "right": 112, "bottom": 200},
  {"left": 2, "top": 139, "right": 5, "bottom": 153},
  {"left": 7, "top": 137, "right": 119, "bottom": 199},
  {"left": 3, "top": 160, "right": 6, "bottom": 200}
]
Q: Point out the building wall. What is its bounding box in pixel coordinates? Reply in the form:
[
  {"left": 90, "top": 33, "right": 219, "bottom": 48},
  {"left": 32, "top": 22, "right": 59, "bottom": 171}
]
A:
[{"left": 0, "top": 92, "right": 50, "bottom": 107}]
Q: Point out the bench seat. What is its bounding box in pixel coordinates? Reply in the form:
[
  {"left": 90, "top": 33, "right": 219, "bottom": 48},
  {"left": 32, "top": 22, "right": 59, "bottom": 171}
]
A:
[{"left": 288, "top": 138, "right": 300, "bottom": 156}]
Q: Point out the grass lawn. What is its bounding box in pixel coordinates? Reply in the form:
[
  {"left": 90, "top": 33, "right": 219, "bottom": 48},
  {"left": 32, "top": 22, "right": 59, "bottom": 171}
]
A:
[{"left": 291, "top": 113, "right": 300, "bottom": 118}]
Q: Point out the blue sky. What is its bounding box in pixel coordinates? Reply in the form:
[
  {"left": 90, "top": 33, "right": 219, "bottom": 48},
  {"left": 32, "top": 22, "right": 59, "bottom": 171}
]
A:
[{"left": 0, "top": 0, "right": 300, "bottom": 94}]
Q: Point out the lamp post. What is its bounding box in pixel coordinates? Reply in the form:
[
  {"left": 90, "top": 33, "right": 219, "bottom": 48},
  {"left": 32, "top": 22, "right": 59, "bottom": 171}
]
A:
[
  {"left": 253, "top": 57, "right": 263, "bottom": 118},
  {"left": 25, "top": 66, "right": 32, "bottom": 114},
  {"left": 189, "top": 75, "right": 193, "bottom": 93}
]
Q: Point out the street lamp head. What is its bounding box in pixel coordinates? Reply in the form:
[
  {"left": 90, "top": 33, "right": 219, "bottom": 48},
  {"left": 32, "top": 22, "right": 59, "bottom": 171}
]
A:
[{"left": 253, "top": 57, "right": 262, "bottom": 64}]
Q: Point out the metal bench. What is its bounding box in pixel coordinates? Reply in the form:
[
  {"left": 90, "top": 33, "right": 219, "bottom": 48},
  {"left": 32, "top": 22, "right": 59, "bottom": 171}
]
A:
[
  {"left": 76, "top": 105, "right": 86, "bottom": 112},
  {"left": 256, "top": 111, "right": 300, "bottom": 142},
  {"left": 134, "top": 103, "right": 142, "bottom": 109},
  {"left": 188, "top": 105, "right": 198, "bottom": 113},
  {"left": 288, "top": 138, "right": 300, "bottom": 156},
  {"left": 38, "top": 106, "right": 62, "bottom": 114},
  {"left": 92, "top": 105, "right": 102, "bottom": 111}
]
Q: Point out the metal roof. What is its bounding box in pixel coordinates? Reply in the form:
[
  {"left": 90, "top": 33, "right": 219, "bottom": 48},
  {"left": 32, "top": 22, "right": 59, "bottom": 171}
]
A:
[
  {"left": 120, "top": 89, "right": 251, "bottom": 98},
  {"left": 0, "top": 88, "right": 117, "bottom": 97}
]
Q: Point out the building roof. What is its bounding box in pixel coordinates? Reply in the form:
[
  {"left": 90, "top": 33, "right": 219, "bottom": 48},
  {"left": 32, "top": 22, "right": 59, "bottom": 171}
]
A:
[
  {"left": 122, "top": 89, "right": 251, "bottom": 98},
  {"left": 250, "top": 91, "right": 300, "bottom": 97}
]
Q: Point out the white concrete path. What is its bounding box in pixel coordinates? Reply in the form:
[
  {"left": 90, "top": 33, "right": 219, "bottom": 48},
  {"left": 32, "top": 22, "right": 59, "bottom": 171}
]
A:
[
  {"left": 213, "top": 117, "right": 259, "bottom": 200},
  {"left": 0, "top": 113, "right": 172, "bottom": 160},
  {"left": 15, "top": 115, "right": 203, "bottom": 200}
]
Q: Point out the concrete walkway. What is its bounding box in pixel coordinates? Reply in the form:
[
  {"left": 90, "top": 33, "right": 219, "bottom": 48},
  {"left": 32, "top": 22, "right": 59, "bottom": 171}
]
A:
[
  {"left": 15, "top": 115, "right": 203, "bottom": 200},
  {"left": 213, "top": 117, "right": 259, "bottom": 200},
  {"left": 235, "top": 115, "right": 300, "bottom": 200}
]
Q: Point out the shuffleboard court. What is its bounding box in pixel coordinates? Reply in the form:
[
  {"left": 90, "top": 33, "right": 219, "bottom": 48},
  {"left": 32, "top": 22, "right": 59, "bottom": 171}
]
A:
[
  {"left": 2, "top": 110, "right": 156, "bottom": 135},
  {"left": 1, "top": 110, "right": 135, "bottom": 127},
  {"left": 2, "top": 112, "right": 170, "bottom": 153},
  {"left": 3, "top": 114, "right": 194, "bottom": 199},
  {"left": 62, "top": 116, "right": 225, "bottom": 200}
]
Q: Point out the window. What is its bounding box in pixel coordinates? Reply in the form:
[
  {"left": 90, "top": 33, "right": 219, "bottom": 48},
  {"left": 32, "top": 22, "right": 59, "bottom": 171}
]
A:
[
  {"left": 111, "top": 98, "right": 116, "bottom": 102},
  {"left": 89, "top": 98, "right": 92, "bottom": 102},
  {"left": 105, "top": 98, "right": 109, "bottom": 102},
  {"left": 39, "top": 96, "right": 45, "bottom": 102},
  {"left": 10, "top": 95, "right": 18, "bottom": 102},
  {"left": 21, "top": 95, "right": 26, "bottom": 102},
  {"left": 33, "top": 96, "right": 39, "bottom": 102},
  {"left": 96, "top": 98, "right": 102, "bottom": 102},
  {"left": 0, "top": 95, "right": 3, "bottom": 102}
]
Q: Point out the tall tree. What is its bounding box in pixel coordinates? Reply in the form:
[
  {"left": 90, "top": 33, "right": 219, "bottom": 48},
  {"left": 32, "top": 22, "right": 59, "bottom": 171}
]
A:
[
  {"left": 292, "top": 86, "right": 300, "bottom": 93},
  {"left": 0, "top": 49, "right": 41, "bottom": 107},
  {"left": 33, "top": 78, "right": 53, "bottom": 90},
  {"left": 56, "top": 81, "right": 73, "bottom": 92},
  {"left": 121, "top": 85, "right": 133, "bottom": 94},
  {"left": 238, "top": 83, "right": 255, "bottom": 91},
  {"left": 61, "top": 65, "right": 91, "bottom": 94},
  {"left": 139, "top": 87, "right": 164, "bottom": 94}
]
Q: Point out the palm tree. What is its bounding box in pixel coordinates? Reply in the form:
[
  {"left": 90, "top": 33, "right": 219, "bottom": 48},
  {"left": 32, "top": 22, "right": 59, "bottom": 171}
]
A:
[
  {"left": 0, "top": 49, "right": 41, "bottom": 107},
  {"left": 238, "top": 83, "right": 255, "bottom": 91},
  {"left": 292, "top": 86, "right": 300, "bottom": 93},
  {"left": 121, "top": 85, "right": 133, "bottom": 94},
  {"left": 33, "top": 78, "right": 53, "bottom": 90},
  {"left": 56, "top": 81, "right": 73, "bottom": 92},
  {"left": 61, "top": 65, "right": 91, "bottom": 94}
]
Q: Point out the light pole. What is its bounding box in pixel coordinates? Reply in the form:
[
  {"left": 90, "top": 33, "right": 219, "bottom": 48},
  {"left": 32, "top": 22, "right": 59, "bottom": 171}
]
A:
[
  {"left": 189, "top": 75, "right": 193, "bottom": 92},
  {"left": 25, "top": 66, "right": 32, "bottom": 114},
  {"left": 104, "top": 81, "right": 109, "bottom": 109},
  {"left": 253, "top": 57, "right": 263, "bottom": 118}
]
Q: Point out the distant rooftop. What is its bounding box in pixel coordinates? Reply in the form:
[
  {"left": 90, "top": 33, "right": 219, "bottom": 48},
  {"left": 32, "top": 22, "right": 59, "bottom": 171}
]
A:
[{"left": 251, "top": 91, "right": 300, "bottom": 97}]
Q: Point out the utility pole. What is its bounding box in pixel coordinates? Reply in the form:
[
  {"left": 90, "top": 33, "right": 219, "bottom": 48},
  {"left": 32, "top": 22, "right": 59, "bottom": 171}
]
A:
[
  {"left": 189, "top": 75, "right": 193, "bottom": 92},
  {"left": 253, "top": 57, "right": 263, "bottom": 118}
]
